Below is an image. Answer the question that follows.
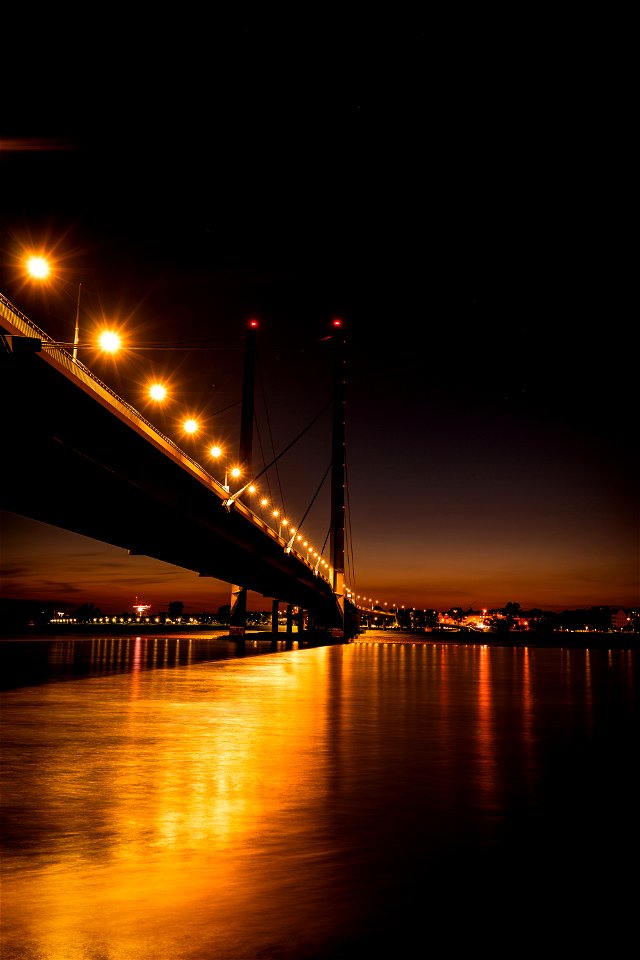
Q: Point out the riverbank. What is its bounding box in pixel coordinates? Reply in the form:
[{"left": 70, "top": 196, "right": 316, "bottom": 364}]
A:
[{"left": 1, "top": 623, "right": 637, "bottom": 649}]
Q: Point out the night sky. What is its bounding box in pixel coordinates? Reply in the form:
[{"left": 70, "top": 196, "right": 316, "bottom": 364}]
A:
[{"left": 1, "top": 20, "right": 636, "bottom": 615}]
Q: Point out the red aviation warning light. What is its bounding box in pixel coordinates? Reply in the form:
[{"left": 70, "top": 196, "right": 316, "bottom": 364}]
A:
[
  {"left": 331, "top": 318, "right": 343, "bottom": 328},
  {"left": 248, "top": 318, "right": 259, "bottom": 329}
]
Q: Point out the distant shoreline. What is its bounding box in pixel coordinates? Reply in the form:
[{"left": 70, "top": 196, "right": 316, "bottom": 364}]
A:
[{"left": 0, "top": 624, "right": 636, "bottom": 650}]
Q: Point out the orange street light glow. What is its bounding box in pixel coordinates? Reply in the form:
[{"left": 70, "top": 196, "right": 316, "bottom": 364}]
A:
[
  {"left": 149, "top": 383, "right": 167, "bottom": 401},
  {"left": 98, "top": 331, "right": 121, "bottom": 352},
  {"left": 183, "top": 418, "right": 199, "bottom": 434},
  {"left": 26, "top": 256, "right": 51, "bottom": 279}
]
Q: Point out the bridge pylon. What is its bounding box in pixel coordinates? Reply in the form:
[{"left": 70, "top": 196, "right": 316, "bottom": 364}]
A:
[
  {"left": 226, "top": 315, "right": 353, "bottom": 642},
  {"left": 228, "top": 319, "right": 258, "bottom": 636},
  {"left": 330, "top": 318, "right": 347, "bottom": 638}
]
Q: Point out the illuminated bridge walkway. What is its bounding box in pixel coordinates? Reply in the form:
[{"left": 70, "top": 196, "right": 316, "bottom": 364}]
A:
[{"left": 1, "top": 292, "right": 390, "bottom": 640}]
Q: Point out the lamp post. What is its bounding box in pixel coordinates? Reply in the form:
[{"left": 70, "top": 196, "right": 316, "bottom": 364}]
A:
[
  {"left": 25, "top": 256, "right": 84, "bottom": 360},
  {"left": 209, "top": 445, "right": 228, "bottom": 490},
  {"left": 209, "top": 445, "right": 241, "bottom": 493},
  {"left": 73, "top": 282, "right": 82, "bottom": 361},
  {"left": 271, "top": 511, "right": 288, "bottom": 538}
]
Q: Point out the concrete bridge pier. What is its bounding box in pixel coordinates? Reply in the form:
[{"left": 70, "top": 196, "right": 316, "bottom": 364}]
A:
[
  {"left": 268, "top": 599, "right": 279, "bottom": 650},
  {"left": 285, "top": 604, "right": 294, "bottom": 649},
  {"left": 229, "top": 584, "right": 247, "bottom": 651}
]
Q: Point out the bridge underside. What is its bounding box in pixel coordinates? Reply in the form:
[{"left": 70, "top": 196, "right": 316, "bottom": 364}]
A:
[{"left": 1, "top": 351, "right": 343, "bottom": 629}]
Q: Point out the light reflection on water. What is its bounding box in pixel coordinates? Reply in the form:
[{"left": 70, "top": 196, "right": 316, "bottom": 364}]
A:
[
  {"left": 0, "top": 632, "right": 293, "bottom": 691},
  {"left": 1, "top": 636, "right": 639, "bottom": 959}
]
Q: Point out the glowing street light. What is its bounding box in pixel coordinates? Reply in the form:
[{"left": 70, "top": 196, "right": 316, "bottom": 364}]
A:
[
  {"left": 98, "top": 330, "right": 121, "bottom": 353},
  {"left": 25, "top": 256, "right": 49, "bottom": 280},
  {"left": 24, "top": 255, "right": 83, "bottom": 361},
  {"left": 272, "top": 509, "right": 288, "bottom": 537},
  {"left": 208, "top": 445, "right": 241, "bottom": 492},
  {"left": 148, "top": 382, "right": 168, "bottom": 401},
  {"left": 284, "top": 526, "right": 298, "bottom": 554}
]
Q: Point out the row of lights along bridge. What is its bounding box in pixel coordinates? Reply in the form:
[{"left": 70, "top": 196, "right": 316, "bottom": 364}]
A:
[{"left": 18, "top": 254, "right": 388, "bottom": 613}]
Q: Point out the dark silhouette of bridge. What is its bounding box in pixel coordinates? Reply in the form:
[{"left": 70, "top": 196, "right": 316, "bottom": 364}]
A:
[{"left": 1, "top": 292, "right": 374, "bottom": 641}]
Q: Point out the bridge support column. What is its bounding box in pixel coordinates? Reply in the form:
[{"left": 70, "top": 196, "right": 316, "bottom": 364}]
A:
[
  {"left": 228, "top": 320, "right": 257, "bottom": 649},
  {"left": 270, "top": 599, "right": 280, "bottom": 650},
  {"left": 330, "top": 319, "right": 347, "bottom": 639},
  {"left": 229, "top": 585, "right": 247, "bottom": 645},
  {"left": 284, "top": 604, "right": 294, "bottom": 649}
]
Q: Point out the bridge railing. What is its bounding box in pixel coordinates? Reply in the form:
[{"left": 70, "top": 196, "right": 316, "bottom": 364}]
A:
[
  {"left": 0, "top": 292, "right": 332, "bottom": 586},
  {"left": 1, "top": 292, "right": 215, "bottom": 474}
]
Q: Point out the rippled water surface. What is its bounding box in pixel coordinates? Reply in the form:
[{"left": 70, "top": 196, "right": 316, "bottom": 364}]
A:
[{"left": 1, "top": 634, "right": 639, "bottom": 958}]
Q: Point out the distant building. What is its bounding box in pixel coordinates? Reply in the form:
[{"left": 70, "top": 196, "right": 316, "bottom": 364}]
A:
[{"left": 612, "top": 609, "right": 629, "bottom": 630}]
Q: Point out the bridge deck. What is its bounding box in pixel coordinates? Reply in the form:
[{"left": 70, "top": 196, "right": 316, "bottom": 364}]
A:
[{"left": 1, "top": 294, "right": 344, "bottom": 628}]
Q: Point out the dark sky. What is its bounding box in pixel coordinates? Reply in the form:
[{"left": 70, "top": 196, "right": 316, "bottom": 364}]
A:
[{"left": 1, "top": 20, "right": 636, "bottom": 614}]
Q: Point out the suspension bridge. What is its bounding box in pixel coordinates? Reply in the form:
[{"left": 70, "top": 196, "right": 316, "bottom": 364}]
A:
[{"left": 1, "top": 292, "right": 391, "bottom": 641}]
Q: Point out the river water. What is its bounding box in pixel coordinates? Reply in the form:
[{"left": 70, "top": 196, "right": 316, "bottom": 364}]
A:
[{"left": 1, "top": 631, "right": 639, "bottom": 959}]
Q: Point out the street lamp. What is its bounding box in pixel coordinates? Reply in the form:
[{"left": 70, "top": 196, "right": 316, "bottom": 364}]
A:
[
  {"left": 73, "top": 283, "right": 82, "bottom": 361},
  {"left": 25, "top": 255, "right": 84, "bottom": 360},
  {"left": 209, "top": 445, "right": 241, "bottom": 492},
  {"left": 271, "top": 509, "right": 289, "bottom": 538},
  {"left": 98, "top": 330, "right": 121, "bottom": 353},
  {"left": 148, "top": 382, "right": 168, "bottom": 401}
]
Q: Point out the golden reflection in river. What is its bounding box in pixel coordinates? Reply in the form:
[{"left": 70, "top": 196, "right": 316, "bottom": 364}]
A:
[
  {"left": 2, "top": 641, "right": 639, "bottom": 959},
  {"left": 559, "top": 647, "right": 594, "bottom": 734},
  {"left": 474, "top": 645, "right": 497, "bottom": 812},
  {"left": 584, "top": 648, "right": 593, "bottom": 731},
  {"left": 2, "top": 649, "right": 351, "bottom": 958},
  {"left": 520, "top": 647, "right": 536, "bottom": 791}
]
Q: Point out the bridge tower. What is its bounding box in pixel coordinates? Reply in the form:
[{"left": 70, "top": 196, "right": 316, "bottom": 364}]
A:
[
  {"left": 227, "top": 316, "right": 349, "bottom": 640},
  {"left": 330, "top": 319, "right": 346, "bottom": 633},
  {"left": 228, "top": 319, "right": 258, "bottom": 635}
]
